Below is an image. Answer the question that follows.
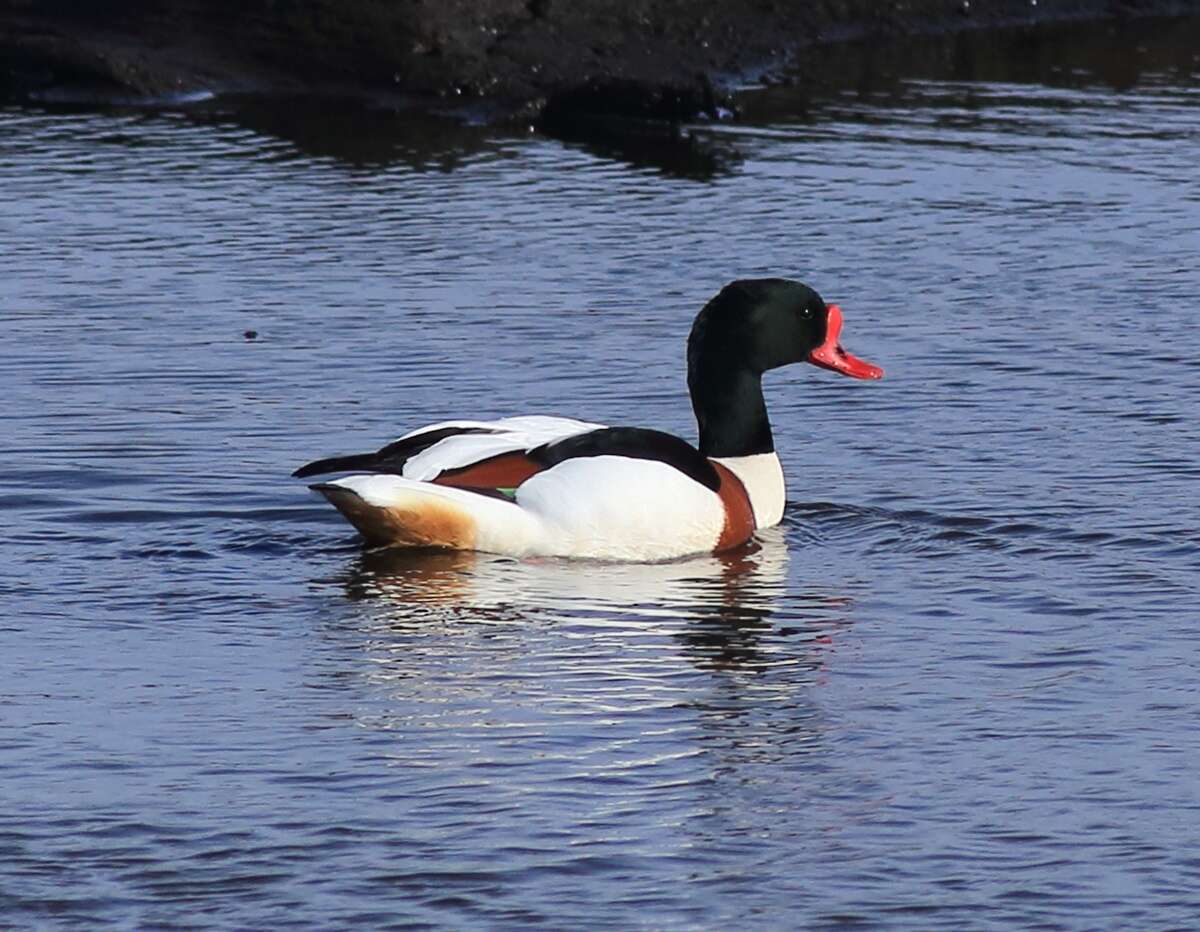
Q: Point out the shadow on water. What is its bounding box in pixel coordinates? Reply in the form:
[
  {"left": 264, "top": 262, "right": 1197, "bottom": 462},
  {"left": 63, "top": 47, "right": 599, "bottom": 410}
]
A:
[
  {"left": 549, "top": 124, "right": 741, "bottom": 181},
  {"left": 205, "top": 93, "right": 743, "bottom": 179},
  {"left": 739, "top": 16, "right": 1200, "bottom": 121},
  {"left": 189, "top": 95, "right": 498, "bottom": 171},
  {"left": 8, "top": 94, "right": 500, "bottom": 172}
]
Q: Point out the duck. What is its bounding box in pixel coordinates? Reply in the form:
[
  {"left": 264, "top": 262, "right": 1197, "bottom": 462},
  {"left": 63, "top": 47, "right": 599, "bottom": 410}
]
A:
[{"left": 294, "top": 278, "right": 883, "bottom": 561}]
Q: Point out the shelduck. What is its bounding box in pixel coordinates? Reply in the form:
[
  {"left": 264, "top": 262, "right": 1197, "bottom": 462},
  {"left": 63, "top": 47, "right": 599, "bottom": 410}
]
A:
[{"left": 294, "top": 278, "right": 883, "bottom": 561}]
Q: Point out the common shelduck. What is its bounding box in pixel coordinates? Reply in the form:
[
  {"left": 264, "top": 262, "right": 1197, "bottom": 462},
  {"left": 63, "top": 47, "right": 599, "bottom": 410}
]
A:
[{"left": 295, "top": 279, "right": 883, "bottom": 561}]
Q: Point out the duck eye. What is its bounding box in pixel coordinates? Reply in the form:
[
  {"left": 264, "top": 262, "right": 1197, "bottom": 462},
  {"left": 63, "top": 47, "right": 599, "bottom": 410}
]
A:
[{"left": 799, "top": 306, "right": 814, "bottom": 319}]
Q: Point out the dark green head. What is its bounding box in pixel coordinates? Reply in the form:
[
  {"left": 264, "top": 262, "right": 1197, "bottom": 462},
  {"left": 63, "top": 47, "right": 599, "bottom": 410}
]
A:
[
  {"left": 688, "top": 279, "right": 829, "bottom": 375},
  {"left": 687, "top": 278, "right": 883, "bottom": 457}
]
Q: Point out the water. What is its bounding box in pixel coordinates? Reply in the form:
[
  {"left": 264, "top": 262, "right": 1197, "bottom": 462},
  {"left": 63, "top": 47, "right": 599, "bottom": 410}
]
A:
[{"left": 2, "top": 17, "right": 1199, "bottom": 929}]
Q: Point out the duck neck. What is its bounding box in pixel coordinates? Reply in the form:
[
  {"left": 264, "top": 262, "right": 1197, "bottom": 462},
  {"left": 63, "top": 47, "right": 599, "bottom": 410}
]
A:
[{"left": 689, "top": 363, "right": 774, "bottom": 458}]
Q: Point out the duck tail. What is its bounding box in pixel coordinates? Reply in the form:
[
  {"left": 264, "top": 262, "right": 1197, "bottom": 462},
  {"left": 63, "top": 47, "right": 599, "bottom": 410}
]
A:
[
  {"left": 311, "top": 476, "right": 541, "bottom": 554},
  {"left": 309, "top": 480, "right": 481, "bottom": 550}
]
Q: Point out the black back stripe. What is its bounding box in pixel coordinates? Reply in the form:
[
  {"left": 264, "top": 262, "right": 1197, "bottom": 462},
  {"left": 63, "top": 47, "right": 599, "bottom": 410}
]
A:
[
  {"left": 529, "top": 427, "right": 719, "bottom": 492},
  {"left": 293, "top": 426, "right": 497, "bottom": 479}
]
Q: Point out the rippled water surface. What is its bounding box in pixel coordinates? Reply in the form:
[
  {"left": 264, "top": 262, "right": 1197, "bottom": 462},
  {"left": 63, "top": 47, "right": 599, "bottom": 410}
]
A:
[{"left": 3, "top": 18, "right": 1199, "bottom": 929}]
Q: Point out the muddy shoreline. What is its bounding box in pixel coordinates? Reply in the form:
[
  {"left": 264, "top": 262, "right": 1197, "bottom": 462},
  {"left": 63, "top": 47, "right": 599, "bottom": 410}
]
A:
[{"left": 3, "top": 0, "right": 1198, "bottom": 117}]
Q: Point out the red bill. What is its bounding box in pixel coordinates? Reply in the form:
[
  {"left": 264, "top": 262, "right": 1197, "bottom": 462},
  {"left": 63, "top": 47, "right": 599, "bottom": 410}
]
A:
[{"left": 807, "top": 304, "right": 884, "bottom": 380}]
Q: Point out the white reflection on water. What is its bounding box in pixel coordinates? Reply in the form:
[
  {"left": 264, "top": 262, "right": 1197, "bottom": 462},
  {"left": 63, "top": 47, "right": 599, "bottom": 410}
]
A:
[{"left": 334, "top": 529, "right": 852, "bottom": 684}]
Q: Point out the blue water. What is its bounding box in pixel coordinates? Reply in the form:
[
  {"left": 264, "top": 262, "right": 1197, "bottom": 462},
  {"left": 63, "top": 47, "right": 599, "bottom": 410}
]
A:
[{"left": 2, "top": 19, "right": 1199, "bottom": 928}]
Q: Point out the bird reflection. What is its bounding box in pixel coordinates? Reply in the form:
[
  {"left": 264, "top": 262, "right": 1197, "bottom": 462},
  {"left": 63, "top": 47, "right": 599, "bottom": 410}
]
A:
[
  {"left": 335, "top": 528, "right": 852, "bottom": 674},
  {"left": 343, "top": 547, "right": 478, "bottom": 605}
]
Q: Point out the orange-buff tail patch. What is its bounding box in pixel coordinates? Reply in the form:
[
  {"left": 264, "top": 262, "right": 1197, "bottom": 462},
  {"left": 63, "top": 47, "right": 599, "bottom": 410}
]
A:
[{"left": 316, "top": 486, "right": 477, "bottom": 550}]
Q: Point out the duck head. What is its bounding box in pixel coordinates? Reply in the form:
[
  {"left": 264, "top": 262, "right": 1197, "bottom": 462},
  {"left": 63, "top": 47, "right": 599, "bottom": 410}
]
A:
[
  {"left": 688, "top": 278, "right": 883, "bottom": 380},
  {"left": 687, "top": 278, "right": 883, "bottom": 457}
]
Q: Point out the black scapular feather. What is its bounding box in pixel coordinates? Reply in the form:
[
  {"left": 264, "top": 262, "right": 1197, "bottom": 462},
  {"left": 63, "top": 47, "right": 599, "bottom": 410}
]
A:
[
  {"left": 529, "top": 427, "right": 719, "bottom": 492},
  {"left": 291, "top": 426, "right": 496, "bottom": 478}
]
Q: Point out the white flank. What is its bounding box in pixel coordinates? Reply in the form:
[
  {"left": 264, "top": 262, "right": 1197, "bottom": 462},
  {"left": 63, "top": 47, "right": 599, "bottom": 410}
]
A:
[
  {"left": 711, "top": 452, "right": 786, "bottom": 528},
  {"left": 329, "top": 454, "right": 725, "bottom": 561},
  {"left": 399, "top": 415, "right": 605, "bottom": 481},
  {"left": 516, "top": 456, "right": 726, "bottom": 561}
]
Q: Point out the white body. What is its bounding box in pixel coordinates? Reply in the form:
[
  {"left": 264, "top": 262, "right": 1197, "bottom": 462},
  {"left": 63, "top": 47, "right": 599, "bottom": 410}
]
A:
[{"left": 320, "top": 417, "right": 787, "bottom": 561}]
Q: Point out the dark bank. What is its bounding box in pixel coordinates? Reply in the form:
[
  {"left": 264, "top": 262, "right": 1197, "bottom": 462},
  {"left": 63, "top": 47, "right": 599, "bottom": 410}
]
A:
[{"left": 3, "top": 0, "right": 1199, "bottom": 115}]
